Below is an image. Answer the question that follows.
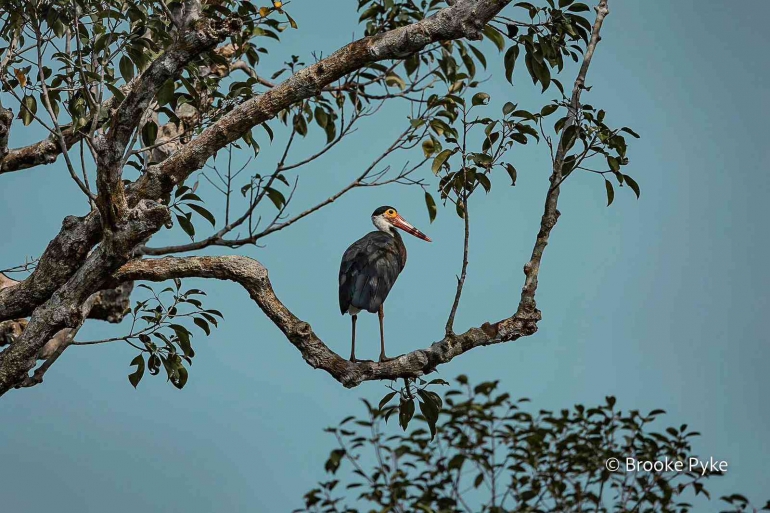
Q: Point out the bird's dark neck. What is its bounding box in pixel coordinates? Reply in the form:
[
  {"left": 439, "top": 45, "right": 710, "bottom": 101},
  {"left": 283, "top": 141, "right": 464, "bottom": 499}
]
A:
[{"left": 391, "top": 230, "right": 407, "bottom": 264}]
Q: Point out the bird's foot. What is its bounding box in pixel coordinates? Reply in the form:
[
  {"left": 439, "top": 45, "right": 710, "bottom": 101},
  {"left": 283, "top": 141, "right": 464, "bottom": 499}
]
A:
[
  {"left": 378, "top": 354, "right": 394, "bottom": 363},
  {"left": 349, "top": 356, "right": 374, "bottom": 363}
]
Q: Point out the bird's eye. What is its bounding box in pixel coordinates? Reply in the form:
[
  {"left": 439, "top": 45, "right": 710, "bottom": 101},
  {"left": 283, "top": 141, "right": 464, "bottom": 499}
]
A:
[{"left": 387, "top": 209, "right": 396, "bottom": 216}]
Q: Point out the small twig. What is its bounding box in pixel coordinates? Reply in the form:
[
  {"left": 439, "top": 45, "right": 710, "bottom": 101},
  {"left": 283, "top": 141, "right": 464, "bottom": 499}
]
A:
[{"left": 446, "top": 105, "right": 471, "bottom": 336}]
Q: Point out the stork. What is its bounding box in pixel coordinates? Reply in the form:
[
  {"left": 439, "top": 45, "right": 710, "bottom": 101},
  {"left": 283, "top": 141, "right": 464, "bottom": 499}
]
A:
[{"left": 339, "top": 206, "right": 432, "bottom": 362}]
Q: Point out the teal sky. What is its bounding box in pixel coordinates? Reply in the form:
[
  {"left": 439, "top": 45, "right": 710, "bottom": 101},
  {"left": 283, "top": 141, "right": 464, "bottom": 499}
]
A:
[{"left": 2, "top": 0, "right": 769, "bottom": 510}]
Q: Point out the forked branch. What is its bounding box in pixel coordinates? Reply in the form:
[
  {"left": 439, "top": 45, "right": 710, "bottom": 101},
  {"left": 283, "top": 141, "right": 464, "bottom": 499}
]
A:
[
  {"left": 111, "top": 1, "right": 611, "bottom": 389},
  {"left": 113, "top": 255, "right": 539, "bottom": 388}
]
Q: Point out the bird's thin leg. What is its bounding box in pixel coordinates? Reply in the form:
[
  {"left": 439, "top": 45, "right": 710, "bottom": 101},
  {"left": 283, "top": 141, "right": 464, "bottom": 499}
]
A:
[
  {"left": 350, "top": 314, "right": 358, "bottom": 362},
  {"left": 378, "top": 305, "right": 391, "bottom": 362}
]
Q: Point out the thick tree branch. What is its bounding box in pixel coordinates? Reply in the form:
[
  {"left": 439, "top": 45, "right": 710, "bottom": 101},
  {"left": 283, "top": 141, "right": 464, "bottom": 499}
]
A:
[
  {"left": 514, "top": 0, "right": 609, "bottom": 322},
  {"left": 0, "top": 200, "right": 170, "bottom": 395},
  {"left": 0, "top": 73, "right": 141, "bottom": 175},
  {"left": 0, "top": 106, "right": 12, "bottom": 164},
  {"left": 0, "top": 0, "right": 510, "bottom": 325},
  {"left": 96, "top": 8, "right": 241, "bottom": 228},
  {"left": 130, "top": 0, "right": 512, "bottom": 201},
  {"left": 110, "top": 1, "right": 612, "bottom": 390},
  {"left": 113, "top": 255, "right": 539, "bottom": 388},
  {"left": 0, "top": 18, "right": 240, "bottom": 322},
  {"left": 0, "top": 214, "right": 102, "bottom": 322},
  {"left": 0, "top": 0, "right": 611, "bottom": 394}
]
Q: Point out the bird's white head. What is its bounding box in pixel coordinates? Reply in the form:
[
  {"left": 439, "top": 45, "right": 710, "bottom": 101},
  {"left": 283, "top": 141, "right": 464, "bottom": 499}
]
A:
[{"left": 371, "top": 206, "right": 432, "bottom": 242}]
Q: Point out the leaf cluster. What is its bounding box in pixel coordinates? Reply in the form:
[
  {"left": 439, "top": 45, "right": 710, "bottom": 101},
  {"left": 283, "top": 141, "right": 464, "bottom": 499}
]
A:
[
  {"left": 297, "top": 376, "right": 766, "bottom": 513},
  {"left": 125, "top": 278, "right": 223, "bottom": 389}
]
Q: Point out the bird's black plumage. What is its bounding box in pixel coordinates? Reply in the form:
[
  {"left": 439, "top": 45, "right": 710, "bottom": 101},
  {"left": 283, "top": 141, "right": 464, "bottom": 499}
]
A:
[{"left": 339, "top": 230, "right": 406, "bottom": 315}]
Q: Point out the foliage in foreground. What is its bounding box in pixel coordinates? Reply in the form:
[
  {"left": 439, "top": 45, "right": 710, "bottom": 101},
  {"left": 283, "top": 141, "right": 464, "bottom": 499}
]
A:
[{"left": 297, "top": 377, "right": 767, "bottom": 513}]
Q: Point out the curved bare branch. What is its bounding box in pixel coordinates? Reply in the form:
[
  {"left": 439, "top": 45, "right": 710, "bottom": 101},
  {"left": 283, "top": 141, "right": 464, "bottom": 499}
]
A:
[
  {"left": 0, "top": 0, "right": 612, "bottom": 395},
  {"left": 113, "top": 255, "right": 539, "bottom": 388},
  {"left": 0, "top": 0, "right": 514, "bottom": 325},
  {"left": 111, "top": 0, "right": 612, "bottom": 390},
  {"left": 130, "top": 0, "right": 513, "bottom": 200}
]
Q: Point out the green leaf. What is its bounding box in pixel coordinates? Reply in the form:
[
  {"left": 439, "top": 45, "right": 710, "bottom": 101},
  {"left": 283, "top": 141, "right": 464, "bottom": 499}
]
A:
[
  {"left": 128, "top": 354, "right": 145, "bottom": 388},
  {"left": 605, "top": 179, "right": 614, "bottom": 206},
  {"left": 404, "top": 54, "right": 419, "bottom": 76},
  {"left": 455, "top": 201, "right": 465, "bottom": 219},
  {"left": 504, "top": 45, "right": 519, "bottom": 84},
  {"left": 417, "top": 398, "right": 439, "bottom": 439},
  {"left": 559, "top": 0, "right": 573, "bottom": 7},
  {"left": 568, "top": 2, "right": 590, "bottom": 11},
  {"left": 503, "top": 101, "right": 516, "bottom": 115},
  {"left": 562, "top": 125, "right": 578, "bottom": 152},
  {"left": 607, "top": 155, "right": 620, "bottom": 172},
  {"left": 148, "top": 354, "right": 161, "bottom": 375},
  {"left": 323, "top": 120, "right": 336, "bottom": 144},
  {"left": 261, "top": 122, "right": 274, "bottom": 142},
  {"left": 504, "top": 164, "right": 518, "bottom": 186},
  {"left": 540, "top": 104, "right": 559, "bottom": 116},
  {"left": 142, "top": 120, "right": 158, "bottom": 147},
  {"left": 468, "top": 44, "right": 487, "bottom": 69},
  {"left": 179, "top": 192, "right": 203, "bottom": 203},
  {"left": 119, "top": 56, "right": 134, "bottom": 82},
  {"left": 448, "top": 454, "right": 465, "bottom": 471},
  {"left": 623, "top": 174, "right": 641, "bottom": 198},
  {"left": 379, "top": 391, "right": 397, "bottom": 410},
  {"left": 266, "top": 187, "right": 286, "bottom": 209},
  {"left": 325, "top": 449, "right": 345, "bottom": 474},
  {"left": 20, "top": 95, "right": 37, "bottom": 126},
  {"left": 476, "top": 173, "right": 491, "bottom": 193},
  {"left": 471, "top": 92, "right": 490, "bottom": 106},
  {"left": 157, "top": 79, "right": 175, "bottom": 106},
  {"left": 175, "top": 185, "right": 190, "bottom": 199},
  {"left": 172, "top": 366, "right": 188, "bottom": 389},
  {"left": 176, "top": 213, "right": 195, "bottom": 240},
  {"left": 533, "top": 57, "right": 551, "bottom": 91},
  {"left": 171, "top": 324, "right": 194, "bottom": 357},
  {"left": 432, "top": 149, "right": 454, "bottom": 174},
  {"left": 425, "top": 192, "right": 437, "bottom": 223},
  {"left": 194, "top": 317, "right": 211, "bottom": 336},
  {"left": 188, "top": 203, "right": 216, "bottom": 226},
  {"left": 385, "top": 72, "right": 406, "bottom": 90},
  {"left": 482, "top": 25, "right": 505, "bottom": 52},
  {"left": 410, "top": 118, "right": 426, "bottom": 129},
  {"left": 421, "top": 138, "right": 436, "bottom": 157},
  {"left": 399, "top": 398, "right": 415, "bottom": 431},
  {"left": 314, "top": 107, "right": 328, "bottom": 128},
  {"left": 621, "top": 126, "right": 641, "bottom": 138},
  {"left": 417, "top": 389, "right": 440, "bottom": 425},
  {"left": 54, "top": 20, "right": 66, "bottom": 38},
  {"left": 293, "top": 114, "right": 308, "bottom": 136},
  {"left": 104, "top": 83, "right": 125, "bottom": 103}
]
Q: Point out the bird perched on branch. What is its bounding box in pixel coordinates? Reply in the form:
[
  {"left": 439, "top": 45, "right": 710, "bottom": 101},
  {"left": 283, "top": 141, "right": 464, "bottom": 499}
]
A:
[{"left": 339, "top": 206, "right": 431, "bottom": 362}]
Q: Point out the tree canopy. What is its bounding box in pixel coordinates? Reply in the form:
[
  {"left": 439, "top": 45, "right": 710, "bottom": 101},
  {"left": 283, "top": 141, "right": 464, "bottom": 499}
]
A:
[
  {"left": 0, "top": 0, "right": 641, "bottom": 395},
  {"left": 298, "top": 377, "right": 769, "bottom": 513}
]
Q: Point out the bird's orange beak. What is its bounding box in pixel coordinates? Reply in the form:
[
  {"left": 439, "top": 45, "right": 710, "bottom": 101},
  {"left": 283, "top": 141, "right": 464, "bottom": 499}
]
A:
[{"left": 390, "top": 214, "right": 432, "bottom": 242}]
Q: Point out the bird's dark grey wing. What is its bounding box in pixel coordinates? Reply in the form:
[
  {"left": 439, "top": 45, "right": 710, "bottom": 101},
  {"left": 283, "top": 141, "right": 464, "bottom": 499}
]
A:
[{"left": 339, "top": 232, "right": 405, "bottom": 314}]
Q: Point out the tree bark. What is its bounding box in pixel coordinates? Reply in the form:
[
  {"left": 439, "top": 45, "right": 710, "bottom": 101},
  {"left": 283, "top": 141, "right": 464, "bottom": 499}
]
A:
[
  {"left": 0, "top": 0, "right": 613, "bottom": 394},
  {"left": 113, "top": 255, "right": 539, "bottom": 388}
]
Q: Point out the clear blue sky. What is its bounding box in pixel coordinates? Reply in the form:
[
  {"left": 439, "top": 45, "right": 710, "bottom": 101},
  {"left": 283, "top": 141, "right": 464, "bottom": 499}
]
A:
[{"left": 2, "top": 0, "right": 768, "bottom": 510}]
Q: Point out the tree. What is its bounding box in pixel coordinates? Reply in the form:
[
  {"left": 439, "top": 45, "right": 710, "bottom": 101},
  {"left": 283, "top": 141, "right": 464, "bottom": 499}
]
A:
[
  {"left": 297, "top": 377, "right": 769, "bottom": 513},
  {"left": 0, "top": 0, "right": 639, "bottom": 395}
]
